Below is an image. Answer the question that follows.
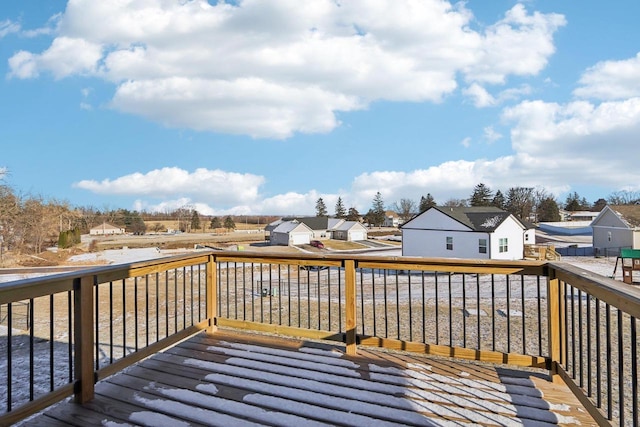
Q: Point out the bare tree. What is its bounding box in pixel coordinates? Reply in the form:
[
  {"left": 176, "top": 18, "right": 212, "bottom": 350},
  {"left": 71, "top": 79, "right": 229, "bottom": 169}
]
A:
[
  {"left": 392, "top": 198, "right": 416, "bottom": 223},
  {"left": 608, "top": 190, "right": 640, "bottom": 205}
]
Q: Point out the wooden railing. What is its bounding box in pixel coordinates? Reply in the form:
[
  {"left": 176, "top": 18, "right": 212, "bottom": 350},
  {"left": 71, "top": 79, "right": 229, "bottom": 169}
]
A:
[{"left": 1, "top": 251, "right": 638, "bottom": 426}]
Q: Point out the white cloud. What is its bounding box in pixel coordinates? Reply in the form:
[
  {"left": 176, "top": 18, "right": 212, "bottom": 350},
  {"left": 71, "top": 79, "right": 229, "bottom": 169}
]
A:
[
  {"left": 464, "top": 83, "right": 532, "bottom": 108},
  {"left": 483, "top": 126, "right": 503, "bottom": 143},
  {"left": 73, "top": 167, "right": 265, "bottom": 206},
  {"left": 461, "top": 137, "right": 471, "bottom": 148},
  {"left": 574, "top": 52, "right": 640, "bottom": 100},
  {"left": 464, "top": 4, "right": 566, "bottom": 84},
  {"left": 0, "top": 19, "right": 20, "bottom": 38},
  {"left": 9, "top": 1, "right": 564, "bottom": 138},
  {"left": 463, "top": 83, "right": 496, "bottom": 107}
]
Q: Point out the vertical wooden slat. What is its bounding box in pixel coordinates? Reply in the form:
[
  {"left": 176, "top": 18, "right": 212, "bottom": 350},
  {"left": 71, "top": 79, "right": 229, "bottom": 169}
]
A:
[
  {"left": 344, "top": 259, "right": 357, "bottom": 355},
  {"left": 548, "top": 271, "right": 561, "bottom": 383},
  {"left": 207, "top": 255, "right": 218, "bottom": 333},
  {"left": 74, "top": 275, "right": 94, "bottom": 403}
]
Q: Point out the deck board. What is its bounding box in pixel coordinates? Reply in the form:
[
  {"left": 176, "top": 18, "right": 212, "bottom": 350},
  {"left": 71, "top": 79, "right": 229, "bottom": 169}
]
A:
[{"left": 22, "top": 329, "right": 596, "bottom": 426}]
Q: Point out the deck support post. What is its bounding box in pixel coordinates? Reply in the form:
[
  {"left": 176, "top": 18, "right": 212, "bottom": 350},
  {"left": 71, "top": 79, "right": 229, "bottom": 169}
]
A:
[
  {"left": 345, "top": 259, "right": 357, "bottom": 355},
  {"left": 74, "top": 275, "right": 95, "bottom": 403},
  {"left": 207, "top": 254, "right": 218, "bottom": 333},
  {"left": 547, "top": 269, "right": 563, "bottom": 384}
]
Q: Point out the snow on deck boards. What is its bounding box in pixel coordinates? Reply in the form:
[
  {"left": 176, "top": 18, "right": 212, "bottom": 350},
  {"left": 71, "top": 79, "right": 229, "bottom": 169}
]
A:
[{"left": 22, "top": 330, "right": 594, "bottom": 427}]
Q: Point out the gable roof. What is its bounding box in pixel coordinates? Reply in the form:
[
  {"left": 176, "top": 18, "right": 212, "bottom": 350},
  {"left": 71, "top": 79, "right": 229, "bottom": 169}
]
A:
[
  {"left": 333, "top": 221, "right": 366, "bottom": 232},
  {"left": 597, "top": 205, "right": 640, "bottom": 228},
  {"left": 403, "top": 206, "right": 522, "bottom": 232},
  {"left": 272, "top": 221, "right": 312, "bottom": 234},
  {"left": 282, "top": 216, "right": 336, "bottom": 231}
]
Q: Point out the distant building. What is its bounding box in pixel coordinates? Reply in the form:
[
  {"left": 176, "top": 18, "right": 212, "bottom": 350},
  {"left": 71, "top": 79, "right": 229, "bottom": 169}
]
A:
[
  {"left": 592, "top": 205, "right": 640, "bottom": 255},
  {"left": 401, "top": 206, "right": 534, "bottom": 260},
  {"left": 90, "top": 223, "right": 125, "bottom": 236}
]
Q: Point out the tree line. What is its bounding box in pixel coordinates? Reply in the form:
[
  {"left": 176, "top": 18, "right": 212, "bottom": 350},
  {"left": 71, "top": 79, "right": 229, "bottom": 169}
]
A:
[
  {"left": 0, "top": 184, "right": 279, "bottom": 255},
  {"left": 315, "top": 186, "right": 640, "bottom": 226}
]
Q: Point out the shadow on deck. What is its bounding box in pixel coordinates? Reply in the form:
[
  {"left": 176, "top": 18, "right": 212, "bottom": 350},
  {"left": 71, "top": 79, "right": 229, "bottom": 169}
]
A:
[{"left": 22, "top": 329, "right": 594, "bottom": 426}]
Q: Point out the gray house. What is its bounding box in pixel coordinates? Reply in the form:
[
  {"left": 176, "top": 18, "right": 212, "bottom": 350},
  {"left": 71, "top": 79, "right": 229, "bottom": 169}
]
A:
[
  {"left": 331, "top": 221, "right": 368, "bottom": 241},
  {"left": 269, "top": 221, "right": 313, "bottom": 246},
  {"left": 591, "top": 205, "right": 640, "bottom": 255}
]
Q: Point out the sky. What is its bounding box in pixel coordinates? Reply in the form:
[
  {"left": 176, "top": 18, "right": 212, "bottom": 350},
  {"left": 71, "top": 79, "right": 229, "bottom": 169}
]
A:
[{"left": 1, "top": 0, "right": 640, "bottom": 217}]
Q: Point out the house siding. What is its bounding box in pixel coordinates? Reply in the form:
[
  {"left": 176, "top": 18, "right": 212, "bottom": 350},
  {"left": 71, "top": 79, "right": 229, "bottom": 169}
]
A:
[
  {"left": 403, "top": 229, "right": 491, "bottom": 259},
  {"left": 591, "top": 206, "right": 640, "bottom": 251},
  {"left": 490, "top": 218, "right": 526, "bottom": 260}
]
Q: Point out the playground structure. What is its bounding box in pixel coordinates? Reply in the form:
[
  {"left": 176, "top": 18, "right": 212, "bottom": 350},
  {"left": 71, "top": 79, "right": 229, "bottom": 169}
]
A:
[{"left": 612, "top": 248, "right": 640, "bottom": 284}]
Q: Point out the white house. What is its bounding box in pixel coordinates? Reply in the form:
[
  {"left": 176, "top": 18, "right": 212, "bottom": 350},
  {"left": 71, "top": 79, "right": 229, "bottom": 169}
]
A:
[
  {"left": 90, "top": 223, "right": 125, "bottom": 236},
  {"left": 401, "top": 206, "right": 533, "bottom": 260},
  {"left": 591, "top": 205, "right": 640, "bottom": 254},
  {"left": 331, "top": 221, "right": 368, "bottom": 241},
  {"left": 269, "top": 221, "right": 314, "bottom": 246}
]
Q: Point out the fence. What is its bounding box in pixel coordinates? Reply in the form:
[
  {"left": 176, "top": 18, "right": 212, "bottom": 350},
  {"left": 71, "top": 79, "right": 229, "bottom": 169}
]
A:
[{"left": 1, "top": 251, "right": 638, "bottom": 426}]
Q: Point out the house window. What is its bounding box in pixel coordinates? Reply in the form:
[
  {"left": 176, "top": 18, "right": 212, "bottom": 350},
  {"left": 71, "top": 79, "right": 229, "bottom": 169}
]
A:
[
  {"left": 525, "top": 233, "right": 529, "bottom": 242},
  {"left": 499, "top": 238, "right": 508, "bottom": 253},
  {"left": 608, "top": 231, "right": 612, "bottom": 242},
  {"left": 479, "top": 239, "right": 487, "bottom": 254},
  {"left": 446, "top": 236, "right": 453, "bottom": 250}
]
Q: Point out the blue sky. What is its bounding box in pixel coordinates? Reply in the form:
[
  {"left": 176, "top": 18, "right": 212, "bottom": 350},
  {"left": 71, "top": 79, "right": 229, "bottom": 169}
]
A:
[{"left": 1, "top": 0, "right": 640, "bottom": 216}]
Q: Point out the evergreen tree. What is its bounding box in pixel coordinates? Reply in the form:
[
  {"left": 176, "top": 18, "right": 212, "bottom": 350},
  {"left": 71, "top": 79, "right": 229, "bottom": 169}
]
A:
[
  {"left": 369, "top": 192, "right": 386, "bottom": 227},
  {"left": 592, "top": 198, "right": 607, "bottom": 212},
  {"left": 223, "top": 216, "right": 236, "bottom": 231},
  {"left": 210, "top": 217, "right": 222, "bottom": 229},
  {"left": 469, "top": 183, "right": 493, "bottom": 207},
  {"left": 492, "top": 190, "right": 506, "bottom": 210},
  {"left": 346, "top": 207, "right": 360, "bottom": 221},
  {"left": 564, "top": 191, "right": 586, "bottom": 211},
  {"left": 315, "top": 197, "right": 328, "bottom": 217},
  {"left": 419, "top": 194, "right": 436, "bottom": 212},
  {"left": 190, "top": 210, "right": 201, "bottom": 231},
  {"left": 334, "top": 197, "right": 346, "bottom": 218},
  {"left": 537, "top": 197, "right": 561, "bottom": 222}
]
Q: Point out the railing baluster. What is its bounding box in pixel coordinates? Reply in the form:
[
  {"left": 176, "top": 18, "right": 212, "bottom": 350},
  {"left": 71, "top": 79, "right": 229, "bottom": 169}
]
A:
[
  {"left": 606, "top": 303, "right": 612, "bottom": 420},
  {"left": 491, "top": 274, "right": 495, "bottom": 351},
  {"left": 476, "top": 274, "right": 481, "bottom": 350},
  {"left": 462, "top": 274, "right": 467, "bottom": 348},
  {"left": 631, "top": 316, "right": 638, "bottom": 427},
  {"left": 50, "top": 295, "right": 55, "bottom": 391},
  {"left": 521, "top": 275, "right": 525, "bottom": 355},
  {"left": 29, "top": 298, "right": 34, "bottom": 401},
  {"left": 7, "top": 303, "right": 12, "bottom": 412},
  {"left": 618, "top": 309, "right": 625, "bottom": 427},
  {"left": 596, "top": 297, "right": 602, "bottom": 408}
]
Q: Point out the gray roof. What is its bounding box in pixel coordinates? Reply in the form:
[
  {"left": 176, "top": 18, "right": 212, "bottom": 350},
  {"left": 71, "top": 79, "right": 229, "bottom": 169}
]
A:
[
  {"left": 333, "top": 221, "right": 364, "bottom": 231},
  {"left": 403, "top": 206, "right": 521, "bottom": 232}
]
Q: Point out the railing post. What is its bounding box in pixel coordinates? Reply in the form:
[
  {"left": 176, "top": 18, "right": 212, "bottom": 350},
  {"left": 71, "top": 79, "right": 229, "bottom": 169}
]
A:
[
  {"left": 207, "top": 254, "right": 218, "bottom": 333},
  {"left": 74, "top": 275, "right": 95, "bottom": 403},
  {"left": 547, "top": 268, "right": 563, "bottom": 383},
  {"left": 344, "top": 259, "right": 357, "bottom": 355}
]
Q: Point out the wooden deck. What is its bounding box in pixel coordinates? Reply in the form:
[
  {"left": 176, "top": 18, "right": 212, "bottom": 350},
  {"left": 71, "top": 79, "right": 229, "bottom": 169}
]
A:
[{"left": 22, "top": 330, "right": 595, "bottom": 426}]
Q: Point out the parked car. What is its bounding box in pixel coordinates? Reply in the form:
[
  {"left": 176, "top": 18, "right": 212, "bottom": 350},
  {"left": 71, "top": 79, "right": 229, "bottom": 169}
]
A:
[{"left": 310, "top": 240, "right": 325, "bottom": 249}]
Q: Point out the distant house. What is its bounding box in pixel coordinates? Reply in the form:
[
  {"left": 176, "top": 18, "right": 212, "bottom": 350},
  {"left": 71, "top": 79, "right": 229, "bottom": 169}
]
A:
[
  {"left": 89, "top": 223, "right": 125, "bottom": 236},
  {"left": 383, "top": 211, "right": 401, "bottom": 228},
  {"left": 591, "top": 205, "right": 640, "bottom": 255},
  {"left": 269, "top": 221, "right": 314, "bottom": 246},
  {"left": 331, "top": 221, "right": 368, "bottom": 241},
  {"left": 267, "top": 216, "right": 368, "bottom": 245},
  {"left": 401, "top": 206, "right": 534, "bottom": 260}
]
